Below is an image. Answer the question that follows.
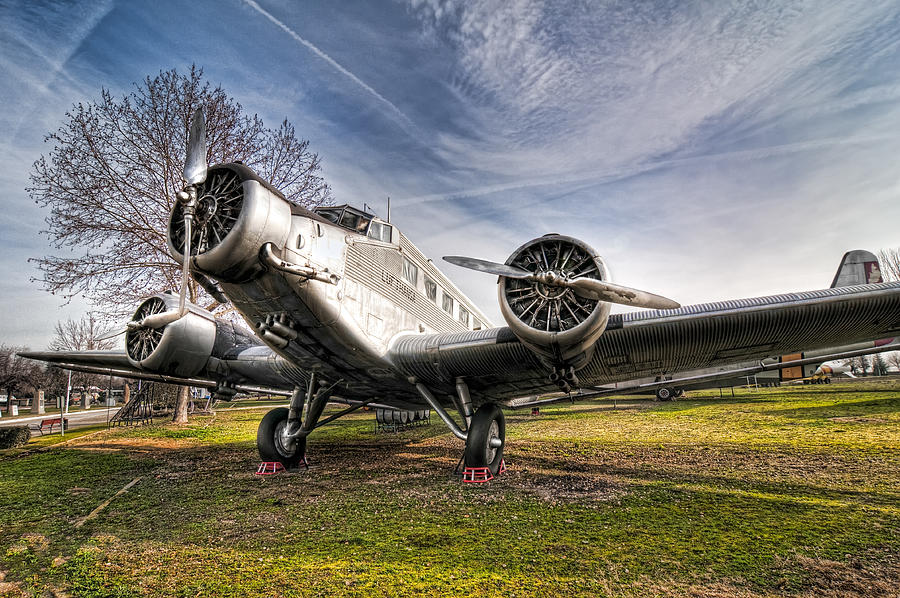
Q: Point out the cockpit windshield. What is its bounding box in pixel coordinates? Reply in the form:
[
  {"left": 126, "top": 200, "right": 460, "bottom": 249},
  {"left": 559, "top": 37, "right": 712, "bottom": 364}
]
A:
[{"left": 313, "top": 205, "right": 373, "bottom": 234}]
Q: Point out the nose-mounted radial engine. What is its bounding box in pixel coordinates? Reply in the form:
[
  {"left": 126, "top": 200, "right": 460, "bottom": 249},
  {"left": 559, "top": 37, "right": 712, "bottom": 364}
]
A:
[
  {"left": 445, "top": 235, "right": 680, "bottom": 392},
  {"left": 167, "top": 162, "right": 292, "bottom": 283}
]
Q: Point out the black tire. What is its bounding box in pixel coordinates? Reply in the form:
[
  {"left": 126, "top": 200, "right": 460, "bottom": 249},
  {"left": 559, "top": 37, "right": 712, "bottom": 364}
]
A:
[
  {"left": 656, "top": 387, "right": 673, "bottom": 401},
  {"left": 673, "top": 389, "right": 684, "bottom": 399},
  {"left": 464, "top": 403, "right": 505, "bottom": 474},
  {"left": 257, "top": 407, "right": 306, "bottom": 468}
]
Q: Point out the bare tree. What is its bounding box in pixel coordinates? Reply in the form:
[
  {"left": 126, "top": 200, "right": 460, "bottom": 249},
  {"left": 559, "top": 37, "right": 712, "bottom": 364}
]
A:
[
  {"left": 49, "top": 313, "right": 116, "bottom": 399},
  {"left": 849, "top": 355, "right": 871, "bottom": 376},
  {"left": 50, "top": 313, "right": 115, "bottom": 352},
  {"left": 886, "top": 352, "right": 900, "bottom": 373},
  {"left": 29, "top": 66, "right": 331, "bottom": 423},
  {"left": 0, "top": 345, "right": 41, "bottom": 415},
  {"left": 877, "top": 248, "right": 900, "bottom": 282},
  {"left": 872, "top": 354, "right": 888, "bottom": 376},
  {"left": 28, "top": 65, "right": 331, "bottom": 313}
]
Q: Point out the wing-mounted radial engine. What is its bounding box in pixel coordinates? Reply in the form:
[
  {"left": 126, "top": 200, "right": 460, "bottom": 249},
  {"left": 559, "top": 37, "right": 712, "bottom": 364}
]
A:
[
  {"left": 499, "top": 235, "right": 611, "bottom": 384},
  {"left": 125, "top": 293, "right": 218, "bottom": 376},
  {"left": 167, "top": 162, "right": 292, "bottom": 283},
  {"left": 445, "top": 235, "right": 680, "bottom": 392}
]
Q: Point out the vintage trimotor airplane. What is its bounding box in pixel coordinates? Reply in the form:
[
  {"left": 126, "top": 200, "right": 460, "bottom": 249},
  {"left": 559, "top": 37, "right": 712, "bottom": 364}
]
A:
[{"left": 22, "top": 109, "right": 900, "bottom": 476}]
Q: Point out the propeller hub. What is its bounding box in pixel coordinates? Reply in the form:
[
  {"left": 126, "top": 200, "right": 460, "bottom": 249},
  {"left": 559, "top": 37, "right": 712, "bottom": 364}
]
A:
[
  {"left": 533, "top": 271, "right": 569, "bottom": 300},
  {"left": 195, "top": 192, "right": 218, "bottom": 224}
]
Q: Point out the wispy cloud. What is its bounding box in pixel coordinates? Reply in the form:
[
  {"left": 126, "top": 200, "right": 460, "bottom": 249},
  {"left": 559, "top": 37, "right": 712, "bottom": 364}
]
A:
[
  {"left": 406, "top": 0, "right": 900, "bottom": 179},
  {"left": 241, "top": 0, "right": 415, "bottom": 130}
]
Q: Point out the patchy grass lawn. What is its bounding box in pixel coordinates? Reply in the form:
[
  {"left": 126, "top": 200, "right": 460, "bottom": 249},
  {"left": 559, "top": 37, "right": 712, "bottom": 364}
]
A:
[{"left": 1, "top": 380, "right": 898, "bottom": 597}]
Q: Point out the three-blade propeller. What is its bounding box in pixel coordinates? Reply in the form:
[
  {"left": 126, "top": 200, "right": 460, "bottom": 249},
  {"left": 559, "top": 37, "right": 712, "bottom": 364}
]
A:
[
  {"left": 443, "top": 255, "right": 680, "bottom": 310},
  {"left": 101, "top": 107, "right": 209, "bottom": 341}
]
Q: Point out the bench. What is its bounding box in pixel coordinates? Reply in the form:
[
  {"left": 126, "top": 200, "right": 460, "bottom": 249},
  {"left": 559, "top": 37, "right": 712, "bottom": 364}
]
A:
[{"left": 35, "top": 417, "right": 69, "bottom": 435}]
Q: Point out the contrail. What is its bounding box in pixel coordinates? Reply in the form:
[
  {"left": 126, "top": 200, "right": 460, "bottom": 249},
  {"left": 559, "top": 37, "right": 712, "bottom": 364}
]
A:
[{"left": 241, "top": 0, "right": 414, "bottom": 128}]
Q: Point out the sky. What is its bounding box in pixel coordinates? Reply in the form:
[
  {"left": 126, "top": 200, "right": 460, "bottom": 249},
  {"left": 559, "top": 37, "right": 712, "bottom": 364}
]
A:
[{"left": 1, "top": 0, "right": 900, "bottom": 349}]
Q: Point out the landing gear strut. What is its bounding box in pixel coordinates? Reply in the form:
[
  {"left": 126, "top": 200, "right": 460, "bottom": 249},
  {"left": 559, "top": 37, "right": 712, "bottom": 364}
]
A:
[
  {"left": 415, "top": 379, "right": 506, "bottom": 476},
  {"left": 257, "top": 373, "right": 336, "bottom": 469}
]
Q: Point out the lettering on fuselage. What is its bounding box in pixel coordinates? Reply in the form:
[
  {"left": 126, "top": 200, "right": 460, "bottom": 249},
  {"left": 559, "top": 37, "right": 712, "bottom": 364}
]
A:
[{"left": 381, "top": 270, "right": 417, "bottom": 303}]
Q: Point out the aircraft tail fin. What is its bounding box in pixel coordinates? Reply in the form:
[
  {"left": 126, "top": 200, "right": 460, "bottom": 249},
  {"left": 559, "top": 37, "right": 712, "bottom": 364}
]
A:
[{"left": 830, "top": 250, "right": 883, "bottom": 287}]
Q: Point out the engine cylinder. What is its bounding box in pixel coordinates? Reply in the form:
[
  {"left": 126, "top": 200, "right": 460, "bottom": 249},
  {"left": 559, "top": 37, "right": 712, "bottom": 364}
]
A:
[
  {"left": 498, "top": 235, "right": 611, "bottom": 368},
  {"left": 167, "top": 163, "right": 292, "bottom": 282},
  {"left": 125, "top": 294, "right": 217, "bottom": 376}
]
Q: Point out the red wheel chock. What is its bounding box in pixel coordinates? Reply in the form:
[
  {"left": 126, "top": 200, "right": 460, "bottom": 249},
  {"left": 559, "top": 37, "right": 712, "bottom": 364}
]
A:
[
  {"left": 256, "top": 461, "right": 286, "bottom": 475},
  {"left": 462, "top": 459, "right": 507, "bottom": 483}
]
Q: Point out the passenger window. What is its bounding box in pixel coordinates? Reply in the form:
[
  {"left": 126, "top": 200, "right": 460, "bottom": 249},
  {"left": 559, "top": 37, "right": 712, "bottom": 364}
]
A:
[
  {"left": 459, "top": 306, "right": 470, "bottom": 327},
  {"left": 402, "top": 257, "right": 418, "bottom": 285},
  {"left": 424, "top": 277, "right": 437, "bottom": 302},
  {"left": 442, "top": 293, "right": 454, "bottom": 315},
  {"left": 472, "top": 319, "right": 482, "bottom": 331},
  {"left": 368, "top": 221, "right": 392, "bottom": 243}
]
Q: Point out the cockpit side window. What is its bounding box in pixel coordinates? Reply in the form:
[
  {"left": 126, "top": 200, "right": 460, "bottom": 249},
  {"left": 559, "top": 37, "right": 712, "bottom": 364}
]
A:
[
  {"left": 340, "top": 210, "right": 370, "bottom": 234},
  {"left": 368, "top": 221, "right": 393, "bottom": 243},
  {"left": 315, "top": 207, "right": 342, "bottom": 224}
]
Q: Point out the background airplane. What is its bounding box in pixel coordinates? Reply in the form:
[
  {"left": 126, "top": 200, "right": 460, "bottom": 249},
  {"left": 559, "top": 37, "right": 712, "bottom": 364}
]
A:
[{"left": 22, "top": 110, "right": 900, "bottom": 476}]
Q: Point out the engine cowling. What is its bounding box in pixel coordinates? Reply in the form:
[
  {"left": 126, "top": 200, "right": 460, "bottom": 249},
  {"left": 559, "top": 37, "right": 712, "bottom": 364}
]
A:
[
  {"left": 167, "top": 163, "right": 292, "bottom": 282},
  {"left": 498, "top": 234, "right": 611, "bottom": 369},
  {"left": 125, "top": 294, "right": 217, "bottom": 376}
]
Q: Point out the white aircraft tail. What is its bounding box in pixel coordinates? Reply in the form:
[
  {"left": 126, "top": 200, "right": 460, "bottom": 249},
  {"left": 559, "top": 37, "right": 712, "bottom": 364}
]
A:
[{"left": 830, "top": 250, "right": 883, "bottom": 287}]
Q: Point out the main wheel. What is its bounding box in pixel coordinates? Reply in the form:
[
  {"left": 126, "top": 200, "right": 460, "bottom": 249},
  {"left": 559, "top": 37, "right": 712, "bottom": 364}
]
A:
[
  {"left": 656, "top": 387, "right": 673, "bottom": 401},
  {"left": 464, "top": 403, "right": 506, "bottom": 474},
  {"left": 257, "top": 407, "right": 306, "bottom": 468}
]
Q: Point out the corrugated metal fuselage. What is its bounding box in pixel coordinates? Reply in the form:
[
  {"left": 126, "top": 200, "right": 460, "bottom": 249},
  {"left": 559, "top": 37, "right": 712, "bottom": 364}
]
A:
[{"left": 219, "top": 212, "right": 491, "bottom": 406}]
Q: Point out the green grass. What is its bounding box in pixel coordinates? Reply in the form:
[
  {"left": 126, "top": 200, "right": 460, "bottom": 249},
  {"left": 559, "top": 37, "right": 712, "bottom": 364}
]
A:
[{"left": 1, "top": 380, "right": 898, "bottom": 596}]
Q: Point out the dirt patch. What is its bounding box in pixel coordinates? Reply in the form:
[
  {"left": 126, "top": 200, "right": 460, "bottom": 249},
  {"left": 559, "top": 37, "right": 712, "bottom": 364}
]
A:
[
  {"left": 518, "top": 471, "right": 624, "bottom": 503},
  {"left": 782, "top": 552, "right": 900, "bottom": 597}
]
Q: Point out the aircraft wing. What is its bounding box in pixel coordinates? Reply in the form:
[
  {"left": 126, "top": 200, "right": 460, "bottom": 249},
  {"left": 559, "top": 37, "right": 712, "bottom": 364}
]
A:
[
  {"left": 389, "top": 282, "right": 900, "bottom": 401},
  {"left": 18, "top": 349, "right": 294, "bottom": 397},
  {"left": 511, "top": 341, "right": 900, "bottom": 407}
]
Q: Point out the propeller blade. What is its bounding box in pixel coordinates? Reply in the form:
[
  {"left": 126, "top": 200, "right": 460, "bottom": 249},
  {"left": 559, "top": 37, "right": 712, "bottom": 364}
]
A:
[
  {"left": 130, "top": 309, "right": 183, "bottom": 330},
  {"left": 444, "top": 254, "right": 680, "bottom": 309},
  {"left": 177, "top": 207, "right": 192, "bottom": 317},
  {"left": 566, "top": 278, "right": 681, "bottom": 310},
  {"left": 443, "top": 256, "right": 532, "bottom": 279},
  {"left": 183, "top": 107, "right": 208, "bottom": 185}
]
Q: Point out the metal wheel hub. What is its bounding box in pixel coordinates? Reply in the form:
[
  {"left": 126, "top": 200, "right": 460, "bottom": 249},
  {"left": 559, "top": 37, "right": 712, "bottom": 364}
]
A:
[
  {"left": 275, "top": 420, "right": 298, "bottom": 457},
  {"left": 484, "top": 420, "right": 500, "bottom": 464}
]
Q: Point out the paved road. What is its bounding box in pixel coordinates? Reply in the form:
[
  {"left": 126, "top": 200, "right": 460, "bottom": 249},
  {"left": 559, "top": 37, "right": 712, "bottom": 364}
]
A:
[{"left": 0, "top": 408, "right": 121, "bottom": 431}]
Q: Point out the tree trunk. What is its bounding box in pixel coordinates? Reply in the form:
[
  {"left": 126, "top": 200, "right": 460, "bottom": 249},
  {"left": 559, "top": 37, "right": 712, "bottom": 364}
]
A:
[{"left": 172, "top": 385, "right": 189, "bottom": 424}]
